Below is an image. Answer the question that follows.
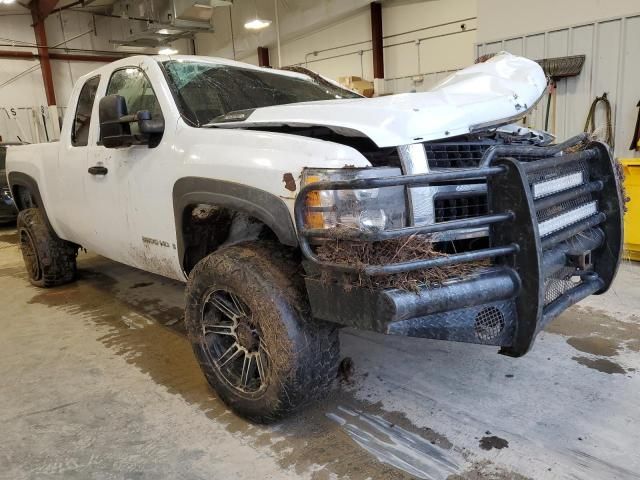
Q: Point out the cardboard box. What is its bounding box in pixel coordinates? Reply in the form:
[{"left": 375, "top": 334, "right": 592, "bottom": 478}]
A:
[{"left": 338, "top": 76, "right": 375, "bottom": 97}]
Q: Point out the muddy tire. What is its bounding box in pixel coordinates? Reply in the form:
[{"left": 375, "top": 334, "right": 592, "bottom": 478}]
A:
[
  {"left": 17, "top": 208, "right": 78, "bottom": 288},
  {"left": 185, "top": 243, "right": 340, "bottom": 423}
]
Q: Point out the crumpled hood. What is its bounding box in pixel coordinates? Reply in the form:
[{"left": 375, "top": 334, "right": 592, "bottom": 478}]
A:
[{"left": 208, "top": 53, "right": 547, "bottom": 148}]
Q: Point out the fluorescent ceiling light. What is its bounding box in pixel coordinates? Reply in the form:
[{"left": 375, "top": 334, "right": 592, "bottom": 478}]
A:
[
  {"left": 1, "top": 0, "right": 17, "bottom": 4},
  {"left": 159, "top": 47, "right": 178, "bottom": 55},
  {"left": 244, "top": 18, "right": 272, "bottom": 30},
  {"left": 156, "top": 28, "right": 183, "bottom": 35}
]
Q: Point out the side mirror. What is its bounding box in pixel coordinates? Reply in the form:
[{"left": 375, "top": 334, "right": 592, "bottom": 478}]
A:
[
  {"left": 99, "top": 95, "right": 130, "bottom": 147},
  {"left": 98, "top": 95, "right": 164, "bottom": 148},
  {"left": 136, "top": 109, "right": 165, "bottom": 135}
]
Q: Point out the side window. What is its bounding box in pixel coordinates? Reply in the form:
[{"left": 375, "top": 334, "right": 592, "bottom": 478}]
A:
[
  {"left": 72, "top": 75, "right": 100, "bottom": 147},
  {"left": 106, "top": 68, "right": 163, "bottom": 135}
]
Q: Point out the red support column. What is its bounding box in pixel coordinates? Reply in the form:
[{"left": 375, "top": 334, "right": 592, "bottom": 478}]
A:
[
  {"left": 370, "top": 1, "right": 384, "bottom": 79},
  {"left": 257, "top": 46, "right": 271, "bottom": 67},
  {"left": 31, "top": 10, "right": 57, "bottom": 106}
]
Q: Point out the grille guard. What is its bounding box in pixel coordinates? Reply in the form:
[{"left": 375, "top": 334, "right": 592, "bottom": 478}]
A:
[{"left": 295, "top": 136, "right": 623, "bottom": 356}]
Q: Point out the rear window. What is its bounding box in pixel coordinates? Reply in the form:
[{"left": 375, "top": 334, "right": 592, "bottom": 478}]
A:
[{"left": 72, "top": 76, "right": 101, "bottom": 147}]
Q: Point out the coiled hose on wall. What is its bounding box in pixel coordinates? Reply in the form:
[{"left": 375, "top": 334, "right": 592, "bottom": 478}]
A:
[{"left": 584, "top": 93, "right": 614, "bottom": 147}]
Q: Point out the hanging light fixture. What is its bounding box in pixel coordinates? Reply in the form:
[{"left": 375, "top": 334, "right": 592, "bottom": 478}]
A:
[
  {"left": 159, "top": 47, "right": 178, "bottom": 55},
  {"left": 244, "top": 18, "right": 271, "bottom": 30},
  {"left": 244, "top": 0, "right": 271, "bottom": 30}
]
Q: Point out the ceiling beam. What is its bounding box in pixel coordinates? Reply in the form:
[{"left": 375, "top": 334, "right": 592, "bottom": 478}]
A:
[{"left": 0, "top": 49, "right": 126, "bottom": 62}]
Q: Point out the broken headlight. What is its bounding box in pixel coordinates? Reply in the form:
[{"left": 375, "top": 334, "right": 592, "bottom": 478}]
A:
[{"left": 301, "top": 167, "right": 406, "bottom": 232}]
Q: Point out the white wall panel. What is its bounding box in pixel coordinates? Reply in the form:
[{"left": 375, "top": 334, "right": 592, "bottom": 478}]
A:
[
  {"left": 503, "top": 38, "right": 523, "bottom": 56},
  {"left": 477, "top": 0, "right": 640, "bottom": 43},
  {"left": 524, "top": 34, "right": 545, "bottom": 59},
  {"left": 476, "top": 14, "right": 640, "bottom": 158},
  {"left": 197, "top": 0, "right": 478, "bottom": 94},
  {"left": 565, "top": 25, "right": 594, "bottom": 141}
]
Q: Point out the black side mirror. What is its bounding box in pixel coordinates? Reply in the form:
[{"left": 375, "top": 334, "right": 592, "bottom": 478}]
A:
[
  {"left": 98, "top": 94, "right": 164, "bottom": 148},
  {"left": 136, "top": 110, "right": 165, "bottom": 135},
  {"left": 99, "top": 95, "right": 130, "bottom": 147}
]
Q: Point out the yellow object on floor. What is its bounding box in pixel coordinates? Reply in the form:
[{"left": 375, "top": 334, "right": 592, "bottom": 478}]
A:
[{"left": 622, "top": 158, "right": 640, "bottom": 261}]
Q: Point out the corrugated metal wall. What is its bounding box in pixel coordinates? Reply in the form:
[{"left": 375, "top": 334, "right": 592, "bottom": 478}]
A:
[{"left": 476, "top": 14, "right": 640, "bottom": 159}]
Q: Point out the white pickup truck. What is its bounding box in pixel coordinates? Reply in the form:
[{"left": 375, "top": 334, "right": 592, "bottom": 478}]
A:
[{"left": 6, "top": 53, "right": 623, "bottom": 422}]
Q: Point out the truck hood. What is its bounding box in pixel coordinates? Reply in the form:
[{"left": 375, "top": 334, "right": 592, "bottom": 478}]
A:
[{"left": 207, "top": 53, "right": 547, "bottom": 148}]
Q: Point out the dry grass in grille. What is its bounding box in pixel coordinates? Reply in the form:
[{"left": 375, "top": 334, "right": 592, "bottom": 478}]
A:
[{"left": 315, "top": 229, "right": 489, "bottom": 292}]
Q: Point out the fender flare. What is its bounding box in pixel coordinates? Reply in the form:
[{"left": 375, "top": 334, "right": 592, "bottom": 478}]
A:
[
  {"left": 8, "top": 171, "right": 55, "bottom": 231},
  {"left": 173, "top": 177, "right": 298, "bottom": 268}
]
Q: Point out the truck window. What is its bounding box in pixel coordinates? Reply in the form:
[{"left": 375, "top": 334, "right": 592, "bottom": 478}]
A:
[
  {"left": 72, "top": 75, "right": 100, "bottom": 147},
  {"left": 161, "top": 60, "right": 360, "bottom": 127},
  {"left": 106, "top": 68, "right": 163, "bottom": 135}
]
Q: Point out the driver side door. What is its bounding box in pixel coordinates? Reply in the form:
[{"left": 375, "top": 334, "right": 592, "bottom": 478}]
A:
[{"left": 83, "top": 66, "right": 164, "bottom": 266}]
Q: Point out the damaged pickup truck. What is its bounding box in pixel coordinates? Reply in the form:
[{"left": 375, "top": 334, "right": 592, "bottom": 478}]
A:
[{"left": 6, "top": 53, "right": 623, "bottom": 422}]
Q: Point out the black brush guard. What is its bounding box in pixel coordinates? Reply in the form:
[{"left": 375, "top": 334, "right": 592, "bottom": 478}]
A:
[{"left": 294, "top": 138, "right": 623, "bottom": 356}]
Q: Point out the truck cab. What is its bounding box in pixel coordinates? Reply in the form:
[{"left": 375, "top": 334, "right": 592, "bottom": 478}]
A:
[{"left": 6, "top": 53, "right": 624, "bottom": 422}]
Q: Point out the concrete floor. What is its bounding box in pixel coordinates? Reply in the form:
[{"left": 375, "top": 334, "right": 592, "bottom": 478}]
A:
[{"left": 1, "top": 224, "right": 639, "bottom": 480}]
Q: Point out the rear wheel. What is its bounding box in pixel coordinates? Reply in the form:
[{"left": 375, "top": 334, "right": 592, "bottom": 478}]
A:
[
  {"left": 185, "top": 243, "right": 340, "bottom": 423},
  {"left": 17, "top": 208, "right": 77, "bottom": 287}
]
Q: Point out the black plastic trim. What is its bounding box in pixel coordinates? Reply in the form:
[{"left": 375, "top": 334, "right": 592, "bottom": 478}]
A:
[
  {"left": 172, "top": 177, "right": 298, "bottom": 270},
  {"left": 7, "top": 172, "right": 55, "bottom": 231}
]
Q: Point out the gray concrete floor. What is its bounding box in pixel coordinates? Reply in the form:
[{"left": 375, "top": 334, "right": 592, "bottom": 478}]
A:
[{"left": 1, "top": 224, "right": 639, "bottom": 480}]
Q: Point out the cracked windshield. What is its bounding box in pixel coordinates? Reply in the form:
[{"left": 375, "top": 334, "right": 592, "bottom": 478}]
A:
[{"left": 162, "top": 59, "right": 360, "bottom": 126}]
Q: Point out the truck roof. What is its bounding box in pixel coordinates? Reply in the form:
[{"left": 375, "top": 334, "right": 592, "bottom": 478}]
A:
[{"left": 75, "top": 54, "right": 308, "bottom": 88}]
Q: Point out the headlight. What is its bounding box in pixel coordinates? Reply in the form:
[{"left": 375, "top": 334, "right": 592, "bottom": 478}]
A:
[
  {"left": 301, "top": 167, "right": 406, "bottom": 232},
  {"left": 1, "top": 186, "right": 13, "bottom": 206}
]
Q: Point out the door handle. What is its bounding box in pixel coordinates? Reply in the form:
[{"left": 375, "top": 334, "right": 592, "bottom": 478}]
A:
[{"left": 88, "top": 165, "right": 108, "bottom": 176}]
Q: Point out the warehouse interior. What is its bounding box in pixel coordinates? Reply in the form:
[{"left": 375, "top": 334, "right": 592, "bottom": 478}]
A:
[{"left": 1, "top": 0, "right": 640, "bottom": 479}]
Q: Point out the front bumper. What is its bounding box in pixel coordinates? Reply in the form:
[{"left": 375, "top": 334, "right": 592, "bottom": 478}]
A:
[{"left": 295, "top": 137, "right": 623, "bottom": 356}]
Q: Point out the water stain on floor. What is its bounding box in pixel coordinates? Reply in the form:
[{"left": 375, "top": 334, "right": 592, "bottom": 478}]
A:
[
  {"left": 571, "top": 356, "right": 627, "bottom": 375},
  {"left": 25, "top": 254, "right": 465, "bottom": 480},
  {"left": 0, "top": 231, "right": 18, "bottom": 245},
  {"left": 547, "top": 306, "right": 640, "bottom": 353},
  {"left": 478, "top": 436, "right": 509, "bottom": 451},
  {"left": 448, "top": 460, "right": 531, "bottom": 480},
  {"left": 548, "top": 307, "right": 635, "bottom": 375},
  {"left": 566, "top": 336, "right": 619, "bottom": 357}
]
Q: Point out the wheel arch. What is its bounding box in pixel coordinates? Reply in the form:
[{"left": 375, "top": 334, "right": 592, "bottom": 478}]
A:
[
  {"left": 173, "top": 177, "right": 298, "bottom": 271},
  {"left": 8, "top": 172, "right": 55, "bottom": 231}
]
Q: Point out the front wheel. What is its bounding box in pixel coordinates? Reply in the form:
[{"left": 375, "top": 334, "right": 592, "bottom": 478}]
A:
[{"left": 185, "top": 243, "right": 340, "bottom": 423}]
